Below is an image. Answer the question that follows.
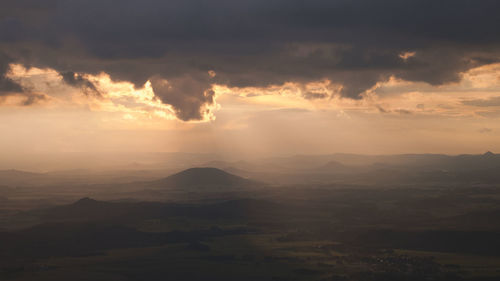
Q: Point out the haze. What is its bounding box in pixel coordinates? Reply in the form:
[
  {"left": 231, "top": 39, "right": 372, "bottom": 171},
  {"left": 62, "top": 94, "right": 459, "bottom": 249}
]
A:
[{"left": 1, "top": 1, "right": 500, "bottom": 281}]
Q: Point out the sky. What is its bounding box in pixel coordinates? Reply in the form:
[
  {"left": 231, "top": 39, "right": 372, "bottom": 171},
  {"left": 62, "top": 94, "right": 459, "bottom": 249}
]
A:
[{"left": 1, "top": 0, "right": 500, "bottom": 160}]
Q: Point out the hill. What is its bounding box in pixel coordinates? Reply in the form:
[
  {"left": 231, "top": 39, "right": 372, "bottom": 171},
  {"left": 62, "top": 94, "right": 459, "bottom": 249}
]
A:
[
  {"left": 28, "top": 197, "right": 290, "bottom": 224},
  {"left": 150, "top": 167, "right": 260, "bottom": 189}
]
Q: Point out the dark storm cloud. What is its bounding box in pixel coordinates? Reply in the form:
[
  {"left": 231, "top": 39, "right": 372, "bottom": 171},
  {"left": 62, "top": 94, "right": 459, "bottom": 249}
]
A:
[
  {"left": 21, "top": 93, "right": 47, "bottom": 106},
  {"left": 150, "top": 75, "right": 215, "bottom": 121},
  {"left": 303, "top": 92, "right": 329, "bottom": 100},
  {"left": 1, "top": 0, "right": 500, "bottom": 119},
  {"left": 60, "top": 72, "right": 100, "bottom": 96},
  {"left": 0, "top": 52, "right": 23, "bottom": 95},
  {"left": 0, "top": 52, "right": 48, "bottom": 105}
]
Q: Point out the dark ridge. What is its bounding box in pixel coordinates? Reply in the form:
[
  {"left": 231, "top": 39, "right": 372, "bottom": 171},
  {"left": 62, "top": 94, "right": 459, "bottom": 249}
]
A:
[
  {"left": 30, "top": 197, "right": 292, "bottom": 223},
  {"left": 483, "top": 151, "right": 495, "bottom": 157},
  {"left": 153, "top": 167, "right": 260, "bottom": 189},
  {"left": 315, "top": 160, "right": 349, "bottom": 173},
  {"left": 37, "top": 197, "right": 132, "bottom": 221},
  {"left": 73, "top": 197, "right": 99, "bottom": 205}
]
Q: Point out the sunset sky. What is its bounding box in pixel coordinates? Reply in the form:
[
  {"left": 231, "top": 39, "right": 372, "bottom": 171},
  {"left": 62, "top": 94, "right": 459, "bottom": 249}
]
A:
[{"left": 1, "top": 0, "right": 500, "bottom": 158}]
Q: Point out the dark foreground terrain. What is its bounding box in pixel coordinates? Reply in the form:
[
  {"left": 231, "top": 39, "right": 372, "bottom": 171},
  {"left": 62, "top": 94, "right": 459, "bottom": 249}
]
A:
[{"left": 1, "top": 161, "right": 500, "bottom": 281}]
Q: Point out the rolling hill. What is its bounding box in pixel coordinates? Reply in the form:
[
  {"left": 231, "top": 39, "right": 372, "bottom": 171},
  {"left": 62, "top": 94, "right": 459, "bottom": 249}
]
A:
[{"left": 149, "top": 167, "right": 261, "bottom": 189}]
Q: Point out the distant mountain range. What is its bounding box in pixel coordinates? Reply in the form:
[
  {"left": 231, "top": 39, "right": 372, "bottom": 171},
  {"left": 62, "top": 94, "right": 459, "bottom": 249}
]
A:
[
  {"left": 199, "top": 152, "right": 500, "bottom": 172},
  {"left": 2, "top": 152, "right": 500, "bottom": 187}
]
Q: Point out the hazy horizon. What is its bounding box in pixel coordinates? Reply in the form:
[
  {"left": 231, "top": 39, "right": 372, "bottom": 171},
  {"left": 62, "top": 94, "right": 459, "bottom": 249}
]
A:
[{"left": 0, "top": 150, "right": 497, "bottom": 173}]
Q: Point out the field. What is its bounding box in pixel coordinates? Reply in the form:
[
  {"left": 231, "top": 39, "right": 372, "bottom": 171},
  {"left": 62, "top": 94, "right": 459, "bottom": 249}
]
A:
[{"left": 2, "top": 173, "right": 500, "bottom": 281}]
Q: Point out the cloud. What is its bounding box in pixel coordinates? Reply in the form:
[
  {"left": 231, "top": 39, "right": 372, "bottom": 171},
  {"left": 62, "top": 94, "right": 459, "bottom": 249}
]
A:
[
  {"left": 394, "top": 109, "right": 412, "bottom": 115},
  {"left": 1, "top": 0, "right": 500, "bottom": 119},
  {"left": 0, "top": 52, "right": 23, "bottom": 95},
  {"left": 376, "top": 105, "right": 389, "bottom": 113},
  {"left": 0, "top": 52, "right": 49, "bottom": 106},
  {"left": 476, "top": 110, "right": 500, "bottom": 118},
  {"left": 21, "top": 93, "right": 47, "bottom": 106},
  {"left": 463, "top": 96, "right": 500, "bottom": 107},
  {"left": 150, "top": 75, "right": 216, "bottom": 121},
  {"left": 60, "top": 72, "right": 100, "bottom": 96},
  {"left": 303, "top": 92, "right": 329, "bottom": 100}
]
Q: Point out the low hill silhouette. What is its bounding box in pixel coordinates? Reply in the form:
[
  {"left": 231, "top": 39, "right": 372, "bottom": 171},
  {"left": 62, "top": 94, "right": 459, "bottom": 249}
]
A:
[
  {"left": 150, "top": 167, "right": 260, "bottom": 189},
  {"left": 30, "top": 197, "right": 293, "bottom": 223},
  {"left": 315, "top": 160, "right": 350, "bottom": 173}
]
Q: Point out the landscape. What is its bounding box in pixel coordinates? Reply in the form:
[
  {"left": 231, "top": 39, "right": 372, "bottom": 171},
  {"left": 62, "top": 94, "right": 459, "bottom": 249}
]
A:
[
  {"left": 2, "top": 0, "right": 500, "bottom": 280},
  {"left": 1, "top": 152, "right": 500, "bottom": 281}
]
